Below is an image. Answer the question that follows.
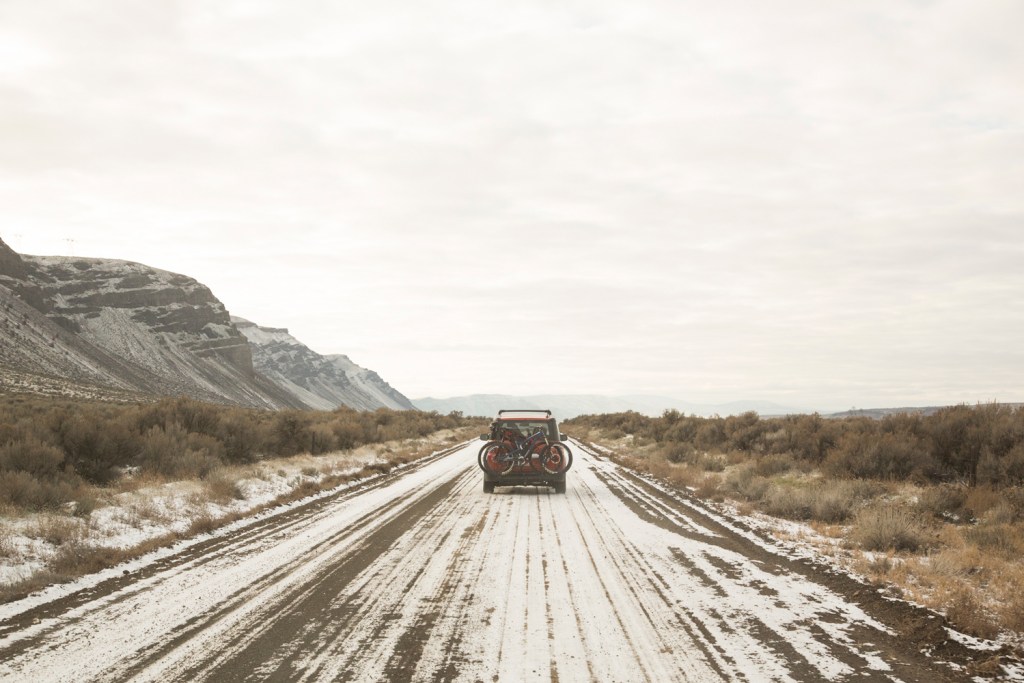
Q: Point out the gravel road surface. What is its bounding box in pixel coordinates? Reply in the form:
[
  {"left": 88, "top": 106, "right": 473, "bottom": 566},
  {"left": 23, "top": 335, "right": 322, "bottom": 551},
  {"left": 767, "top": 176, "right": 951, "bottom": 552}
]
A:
[{"left": 0, "top": 441, "right": 970, "bottom": 682}]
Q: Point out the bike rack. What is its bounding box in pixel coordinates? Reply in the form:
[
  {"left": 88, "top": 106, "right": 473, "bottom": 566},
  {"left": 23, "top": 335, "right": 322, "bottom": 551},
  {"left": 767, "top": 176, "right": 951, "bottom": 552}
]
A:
[{"left": 497, "top": 409, "right": 552, "bottom": 416}]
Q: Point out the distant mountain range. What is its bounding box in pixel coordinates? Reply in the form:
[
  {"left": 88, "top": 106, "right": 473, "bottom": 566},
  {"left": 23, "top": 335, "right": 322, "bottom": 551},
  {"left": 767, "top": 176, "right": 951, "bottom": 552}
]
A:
[
  {"left": 414, "top": 394, "right": 1023, "bottom": 420},
  {"left": 412, "top": 394, "right": 814, "bottom": 419},
  {"left": 824, "top": 404, "right": 1023, "bottom": 419},
  {"left": 0, "top": 236, "right": 412, "bottom": 411}
]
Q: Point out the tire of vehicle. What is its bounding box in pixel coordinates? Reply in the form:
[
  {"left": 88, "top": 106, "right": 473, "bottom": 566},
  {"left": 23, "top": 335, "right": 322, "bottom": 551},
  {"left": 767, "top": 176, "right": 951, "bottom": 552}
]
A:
[
  {"left": 480, "top": 442, "right": 515, "bottom": 476},
  {"left": 553, "top": 481, "right": 566, "bottom": 494},
  {"left": 483, "top": 481, "right": 496, "bottom": 494},
  {"left": 540, "top": 443, "right": 572, "bottom": 474}
]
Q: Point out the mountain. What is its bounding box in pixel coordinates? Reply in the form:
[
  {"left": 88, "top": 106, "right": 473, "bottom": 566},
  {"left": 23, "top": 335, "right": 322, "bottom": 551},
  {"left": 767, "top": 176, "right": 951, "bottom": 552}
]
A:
[
  {"left": 0, "top": 236, "right": 411, "bottom": 411},
  {"left": 233, "top": 317, "right": 414, "bottom": 411},
  {"left": 413, "top": 394, "right": 811, "bottom": 419},
  {"left": 823, "top": 404, "right": 1024, "bottom": 419}
]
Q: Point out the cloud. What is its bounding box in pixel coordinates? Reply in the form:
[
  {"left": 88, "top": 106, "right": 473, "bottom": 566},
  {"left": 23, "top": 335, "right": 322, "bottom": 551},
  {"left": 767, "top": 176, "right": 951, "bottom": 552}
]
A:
[{"left": 1, "top": 0, "right": 1022, "bottom": 406}]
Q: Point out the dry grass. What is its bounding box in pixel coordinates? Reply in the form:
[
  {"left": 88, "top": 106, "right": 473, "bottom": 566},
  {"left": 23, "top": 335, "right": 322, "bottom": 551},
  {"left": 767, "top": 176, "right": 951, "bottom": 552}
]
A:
[
  {"left": 999, "top": 592, "right": 1024, "bottom": 632},
  {"left": 117, "top": 496, "right": 174, "bottom": 528},
  {"left": 114, "top": 470, "right": 170, "bottom": 494},
  {"left": 0, "top": 526, "right": 14, "bottom": 558},
  {"left": 581, "top": 423, "right": 1024, "bottom": 645},
  {"left": 30, "top": 514, "right": 83, "bottom": 546},
  {"left": 963, "top": 523, "right": 1024, "bottom": 558},
  {"left": 203, "top": 470, "right": 246, "bottom": 504},
  {"left": 188, "top": 515, "right": 219, "bottom": 536},
  {"left": 943, "top": 587, "right": 1001, "bottom": 640},
  {"left": 49, "top": 542, "right": 129, "bottom": 579},
  {"left": 854, "top": 507, "right": 931, "bottom": 552},
  {"left": 1, "top": 427, "right": 478, "bottom": 605}
]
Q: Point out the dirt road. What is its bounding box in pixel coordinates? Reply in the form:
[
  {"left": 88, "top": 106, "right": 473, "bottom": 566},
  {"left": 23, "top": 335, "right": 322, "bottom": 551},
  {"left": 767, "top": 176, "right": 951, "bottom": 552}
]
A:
[{"left": 0, "top": 441, "right": 972, "bottom": 681}]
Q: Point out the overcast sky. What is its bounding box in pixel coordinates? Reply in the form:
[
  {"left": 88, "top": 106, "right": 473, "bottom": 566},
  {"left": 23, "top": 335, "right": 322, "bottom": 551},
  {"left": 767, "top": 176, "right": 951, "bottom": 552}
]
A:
[{"left": 2, "top": 0, "right": 1022, "bottom": 410}]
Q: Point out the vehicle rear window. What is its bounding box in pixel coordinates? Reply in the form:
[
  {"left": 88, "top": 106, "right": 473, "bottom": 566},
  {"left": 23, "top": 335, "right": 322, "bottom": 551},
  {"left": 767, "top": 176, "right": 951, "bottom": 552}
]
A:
[{"left": 497, "top": 421, "right": 551, "bottom": 437}]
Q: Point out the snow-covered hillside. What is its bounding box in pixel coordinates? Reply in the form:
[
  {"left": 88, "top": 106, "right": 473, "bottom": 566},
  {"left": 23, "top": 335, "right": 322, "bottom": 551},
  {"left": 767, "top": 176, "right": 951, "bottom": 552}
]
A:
[
  {"left": 234, "top": 317, "right": 414, "bottom": 411},
  {"left": 0, "top": 236, "right": 413, "bottom": 411}
]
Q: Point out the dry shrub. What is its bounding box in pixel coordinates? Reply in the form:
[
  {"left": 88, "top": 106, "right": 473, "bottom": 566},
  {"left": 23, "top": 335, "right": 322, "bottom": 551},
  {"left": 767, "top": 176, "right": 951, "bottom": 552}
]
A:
[
  {"left": 982, "top": 502, "right": 1018, "bottom": 525},
  {"left": 0, "top": 437, "right": 64, "bottom": 477},
  {"left": 725, "top": 450, "right": 748, "bottom": 466},
  {"left": 999, "top": 591, "right": 1024, "bottom": 632},
  {"left": 810, "top": 484, "right": 862, "bottom": 523},
  {"left": 0, "top": 437, "right": 84, "bottom": 511},
  {"left": 188, "top": 515, "right": 219, "bottom": 535},
  {"left": 722, "top": 466, "right": 769, "bottom": 502},
  {"left": 825, "top": 432, "right": 935, "bottom": 481},
  {"left": 250, "top": 466, "right": 271, "bottom": 481},
  {"left": 49, "top": 542, "right": 127, "bottom": 578},
  {"left": 696, "top": 454, "right": 726, "bottom": 472},
  {"left": 0, "top": 395, "right": 479, "bottom": 515},
  {"left": 944, "top": 588, "right": 1000, "bottom": 640},
  {"left": 866, "top": 554, "right": 894, "bottom": 576},
  {"left": 758, "top": 483, "right": 859, "bottom": 523},
  {"left": 0, "top": 526, "right": 14, "bottom": 558},
  {"left": 964, "top": 487, "right": 1003, "bottom": 520},
  {"left": 57, "top": 413, "right": 138, "bottom": 484},
  {"left": 665, "top": 466, "right": 701, "bottom": 490},
  {"left": 695, "top": 473, "right": 722, "bottom": 498},
  {"left": 32, "top": 515, "right": 83, "bottom": 546},
  {"left": 753, "top": 454, "right": 795, "bottom": 477},
  {"left": 962, "top": 523, "right": 1023, "bottom": 558},
  {"left": 979, "top": 442, "right": 1024, "bottom": 486},
  {"left": 927, "top": 545, "right": 985, "bottom": 579},
  {"left": 853, "top": 507, "right": 929, "bottom": 552},
  {"left": 762, "top": 486, "right": 813, "bottom": 520},
  {"left": 916, "top": 484, "right": 970, "bottom": 522},
  {"left": 0, "top": 471, "right": 72, "bottom": 510},
  {"left": 288, "top": 479, "right": 320, "bottom": 501},
  {"left": 204, "top": 470, "right": 245, "bottom": 504},
  {"left": 72, "top": 490, "right": 99, "bottom": 518},
  {"left": 662, "top": 442, "right": 694, "bottom": 464}
]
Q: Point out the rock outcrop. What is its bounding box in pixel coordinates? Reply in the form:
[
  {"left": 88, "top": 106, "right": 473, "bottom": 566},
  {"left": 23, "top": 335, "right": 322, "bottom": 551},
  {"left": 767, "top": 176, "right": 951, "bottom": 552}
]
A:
[
  {"left": 234, "top": 318, "right": 414, "bottom": 411},
  {"left": 0, "top": 237, "right": 413, "bottom": 411}
]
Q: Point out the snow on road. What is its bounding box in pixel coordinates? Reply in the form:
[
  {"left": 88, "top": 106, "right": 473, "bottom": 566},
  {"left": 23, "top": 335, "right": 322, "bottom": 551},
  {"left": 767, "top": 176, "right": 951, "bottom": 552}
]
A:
[{"left": 0, "top": 441, "right": 963, "bottom": 682}]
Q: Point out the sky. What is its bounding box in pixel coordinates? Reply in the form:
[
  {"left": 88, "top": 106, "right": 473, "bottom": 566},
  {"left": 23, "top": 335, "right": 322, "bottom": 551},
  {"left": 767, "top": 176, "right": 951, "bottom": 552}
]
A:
[{"left": 1, "top": 0, "right": 1022, "bottom": 410}]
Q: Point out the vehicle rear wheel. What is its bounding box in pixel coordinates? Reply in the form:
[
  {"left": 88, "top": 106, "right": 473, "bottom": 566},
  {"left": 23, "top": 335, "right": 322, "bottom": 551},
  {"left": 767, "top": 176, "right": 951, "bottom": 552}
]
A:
[{"left": 483, "top": 481, "right": 495, "bottom": 493}]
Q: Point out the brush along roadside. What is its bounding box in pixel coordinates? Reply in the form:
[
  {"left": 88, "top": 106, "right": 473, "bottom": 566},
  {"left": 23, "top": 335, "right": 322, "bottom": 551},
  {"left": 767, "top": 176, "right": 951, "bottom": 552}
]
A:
[
  {"left": 576, "top": 428, "right": 1024, "bottom": 669},
  {"left": 0, "top": 427, "right": 477, "bottom": 603}
]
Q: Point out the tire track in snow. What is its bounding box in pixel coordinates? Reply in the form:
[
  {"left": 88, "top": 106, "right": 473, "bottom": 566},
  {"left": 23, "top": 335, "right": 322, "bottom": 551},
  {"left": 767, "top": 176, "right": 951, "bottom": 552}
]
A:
[
  {"left": 0, "top": 440, "right": 973, "bottom": 682},
  {"left": 574, "top": 441, "right": 964, "bottom": 682}
]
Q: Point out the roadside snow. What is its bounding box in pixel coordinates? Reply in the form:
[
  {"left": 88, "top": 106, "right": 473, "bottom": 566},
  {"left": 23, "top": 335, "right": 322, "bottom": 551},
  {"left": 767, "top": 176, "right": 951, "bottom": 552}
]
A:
[{"left": 0, "top": 430, "right": 468, "bottom": 595}]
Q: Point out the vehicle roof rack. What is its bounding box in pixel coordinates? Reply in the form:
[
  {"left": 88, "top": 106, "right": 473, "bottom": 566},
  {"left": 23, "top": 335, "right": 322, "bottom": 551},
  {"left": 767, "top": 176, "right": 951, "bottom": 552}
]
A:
[{"left": 497, "top": 409, "right": 552, "bottom": 416}]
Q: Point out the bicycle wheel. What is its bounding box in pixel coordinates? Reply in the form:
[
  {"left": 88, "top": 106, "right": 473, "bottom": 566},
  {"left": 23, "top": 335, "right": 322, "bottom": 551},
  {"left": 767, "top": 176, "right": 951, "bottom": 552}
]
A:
[
  {"left": 481, "top": 442, "right": 515, "bottom": 476},
  {"left": 540, "top": 443, "right": 571, "bottom": 474},
  {"left": 527, "top": 441, "right": 547, "bottom": 472},
  {"left": 477, "top": 442, "right": 491, "bottom": 471}
]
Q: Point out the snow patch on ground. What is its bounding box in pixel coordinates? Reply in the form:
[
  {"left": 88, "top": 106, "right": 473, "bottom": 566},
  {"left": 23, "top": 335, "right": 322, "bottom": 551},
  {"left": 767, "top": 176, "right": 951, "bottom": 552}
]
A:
[
  {"left": 0, "top": 429, "right": 468, "bottom": 594},
  {"left": 578, "top": 439, "right": 1024, "bottom": 681}
]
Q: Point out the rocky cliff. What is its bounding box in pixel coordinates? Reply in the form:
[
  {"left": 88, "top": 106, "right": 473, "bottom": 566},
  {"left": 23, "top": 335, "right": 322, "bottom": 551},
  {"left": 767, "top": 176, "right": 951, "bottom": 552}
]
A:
[
  {"left": 233, "top": 318, "right": 414, "bottom": 411},
  {"left": 0, "top": 237, "right": 412, "bottom": 411}
]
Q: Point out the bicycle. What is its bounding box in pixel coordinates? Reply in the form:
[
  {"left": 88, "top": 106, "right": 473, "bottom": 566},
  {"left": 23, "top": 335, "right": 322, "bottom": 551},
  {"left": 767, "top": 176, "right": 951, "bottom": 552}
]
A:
[{"left": 478, "top": 428, "right": 572, "bottom": 476}]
